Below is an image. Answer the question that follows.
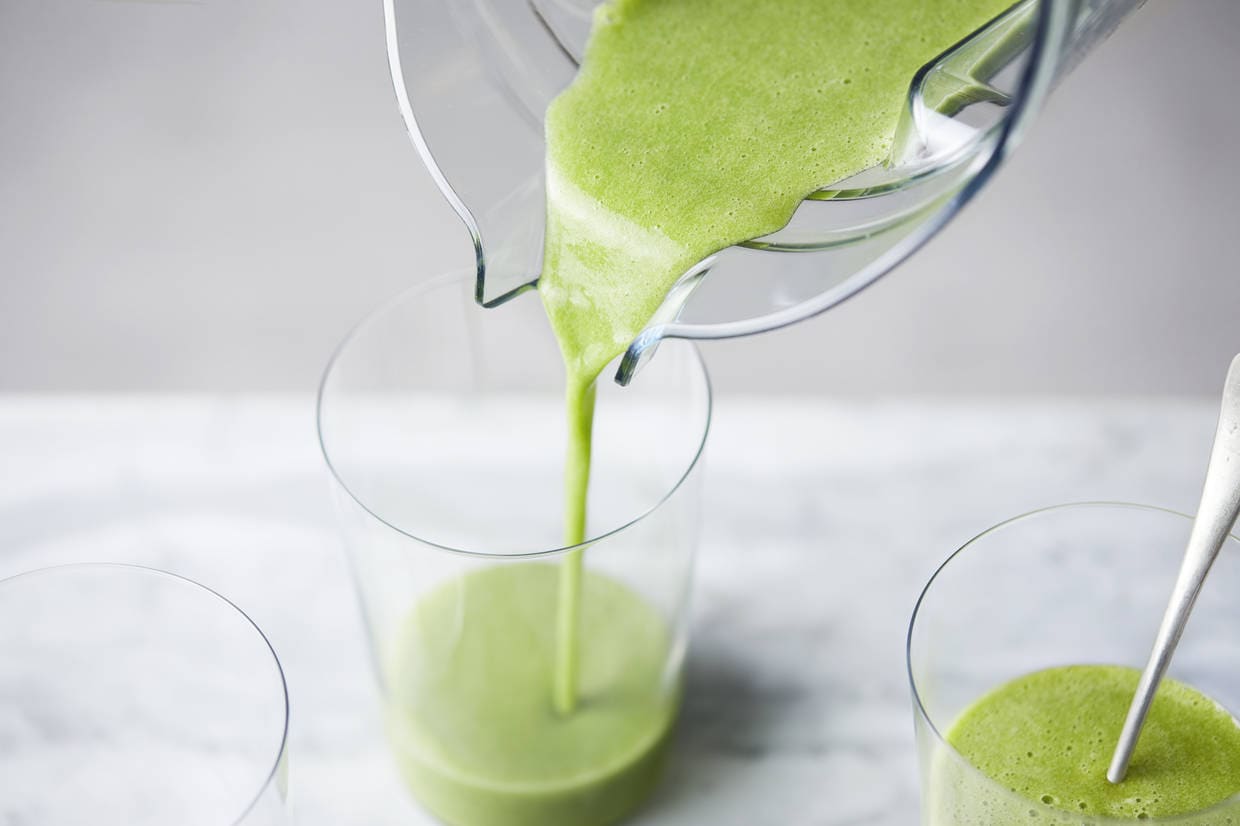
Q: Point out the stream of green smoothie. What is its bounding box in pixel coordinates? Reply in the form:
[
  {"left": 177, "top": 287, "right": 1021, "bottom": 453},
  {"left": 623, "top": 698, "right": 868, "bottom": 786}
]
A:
[
  {"left": 391, "top": 2, "right": 1016, "bottom": 823},
  {"left": 540, "top": 0, "right": 1012, "bottom": 715},
  {"left": 940, "top": 665, "right": 1240, "bottom": 822}
]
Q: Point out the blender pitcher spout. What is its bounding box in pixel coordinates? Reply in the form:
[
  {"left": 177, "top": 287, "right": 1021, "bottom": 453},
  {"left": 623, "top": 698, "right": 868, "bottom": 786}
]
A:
[{"left": 386, "top": 0, "right": 1144, "bottom": 384}]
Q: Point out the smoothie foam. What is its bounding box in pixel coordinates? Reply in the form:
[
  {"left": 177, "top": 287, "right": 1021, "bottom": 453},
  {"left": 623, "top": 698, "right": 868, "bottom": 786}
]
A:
[{"left": 940, "top": 665, "right": 1240, "bottom": 822}]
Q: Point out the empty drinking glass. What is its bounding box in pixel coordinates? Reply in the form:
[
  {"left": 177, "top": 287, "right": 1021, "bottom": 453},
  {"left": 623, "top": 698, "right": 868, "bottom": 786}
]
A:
[{"left": 0, "top": 563, "right": 290, "bottom": 825}]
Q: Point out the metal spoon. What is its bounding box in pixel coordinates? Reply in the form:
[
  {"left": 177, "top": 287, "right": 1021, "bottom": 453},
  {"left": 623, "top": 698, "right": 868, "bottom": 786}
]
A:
[{"left": 1108, "top": 353, "right": 1240, "bottom": 784}]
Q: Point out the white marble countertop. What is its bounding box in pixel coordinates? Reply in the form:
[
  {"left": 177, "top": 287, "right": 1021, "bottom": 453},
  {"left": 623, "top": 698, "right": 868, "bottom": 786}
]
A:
[{"left": 0, "top": 395, "right": 1218, "bottom": 825}]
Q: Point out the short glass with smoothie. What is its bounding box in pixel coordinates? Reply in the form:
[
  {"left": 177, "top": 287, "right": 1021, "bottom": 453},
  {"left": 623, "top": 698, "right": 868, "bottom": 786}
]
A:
[{"left": 909, "top": 503, "right": 1240, "bottom": 825}]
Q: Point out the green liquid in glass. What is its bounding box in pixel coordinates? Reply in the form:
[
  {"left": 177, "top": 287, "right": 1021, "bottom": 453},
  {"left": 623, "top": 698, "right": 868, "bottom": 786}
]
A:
[
  {"left": 388, "top": 565, "right": 675, "bottom": 826},
  {"left": 938, "top": 665, "right": 1240, "bottom": 823}
]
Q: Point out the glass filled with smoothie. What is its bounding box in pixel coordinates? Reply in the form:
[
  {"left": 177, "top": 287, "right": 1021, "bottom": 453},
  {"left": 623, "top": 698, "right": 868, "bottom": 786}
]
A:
[
  {"left": 908, "top": 503, "right": 1240, "bottom": 825},
  {"left": 317, "top": 273, "right": 710, "bottom": 826}
]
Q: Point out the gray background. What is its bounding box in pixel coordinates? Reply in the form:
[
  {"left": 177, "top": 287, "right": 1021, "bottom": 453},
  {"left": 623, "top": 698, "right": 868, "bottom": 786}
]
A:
[{"left": 1, "top": 0, "right": 1236, "bottom": 396}]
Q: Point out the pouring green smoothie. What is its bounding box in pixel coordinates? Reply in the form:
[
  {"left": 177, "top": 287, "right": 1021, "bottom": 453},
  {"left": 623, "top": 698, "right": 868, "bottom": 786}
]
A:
[
  {"left": 540, "top": 0, "right": 1012, "bottom": 716},
  {"left": 388, "top": 1, "right": 1014, "bottom": 824}
]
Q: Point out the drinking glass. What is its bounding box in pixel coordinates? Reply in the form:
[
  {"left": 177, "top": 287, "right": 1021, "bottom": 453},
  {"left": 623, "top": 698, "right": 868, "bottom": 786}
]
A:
[
  {"left": 317, "top": 273, "right": 710, "bottom": 826},
  {"left": 908, "top": 502, "right": 1240, "bottom": 825},
  {"left": 0, "top": 563, "right": 290, "bottom": 825}
]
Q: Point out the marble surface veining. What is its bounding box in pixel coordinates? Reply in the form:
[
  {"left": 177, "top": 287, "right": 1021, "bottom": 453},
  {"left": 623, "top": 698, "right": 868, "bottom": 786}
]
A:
[{"left": 0, "top": 396, "right": 1219, "bottom": 825}]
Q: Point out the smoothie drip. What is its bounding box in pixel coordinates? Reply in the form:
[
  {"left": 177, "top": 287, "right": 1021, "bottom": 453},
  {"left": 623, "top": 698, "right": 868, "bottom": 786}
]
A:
[{"left": 539, "top": 0, "right": 1014, "bottom": 712}]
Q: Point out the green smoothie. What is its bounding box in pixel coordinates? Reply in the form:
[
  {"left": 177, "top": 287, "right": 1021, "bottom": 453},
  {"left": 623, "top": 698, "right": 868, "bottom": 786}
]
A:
[
  {"left": 935, "top": 665, "right": 1240, "bottom": 823},
  {"left": 392, "top": 2, "right": 1017, "bottom": 824},
  {"left": 539, "top": 0, "right": 1015, "bottom": 383},
  {"left": 540, "top": 0, "right": 1014, "bottom": 717},
  {"left": 387, "top": 564, "right": 676, "bottom": 826}
]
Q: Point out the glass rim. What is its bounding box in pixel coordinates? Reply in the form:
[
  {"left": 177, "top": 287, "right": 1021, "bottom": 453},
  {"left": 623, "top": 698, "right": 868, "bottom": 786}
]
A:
[
  {"left": 905, "top": 500, "right": 1240, "bottom": 822},
  {"left": 315, "top": 270, "right": 714, "bottom": 560},
  {"left": 0, "top": 561, "right": 291, "bottom": 826}
]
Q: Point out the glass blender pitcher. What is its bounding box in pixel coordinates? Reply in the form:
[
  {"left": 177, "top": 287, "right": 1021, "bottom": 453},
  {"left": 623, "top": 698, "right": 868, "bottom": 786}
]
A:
[{"left": 385, "top": 0, "right": 1143, "bottom": 384}]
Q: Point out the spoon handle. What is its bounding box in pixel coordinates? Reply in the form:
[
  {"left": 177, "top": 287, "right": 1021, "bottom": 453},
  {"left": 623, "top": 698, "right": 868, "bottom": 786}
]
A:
[{"left": 1108, "top": 354, "right": 1240, "bottom": 784}]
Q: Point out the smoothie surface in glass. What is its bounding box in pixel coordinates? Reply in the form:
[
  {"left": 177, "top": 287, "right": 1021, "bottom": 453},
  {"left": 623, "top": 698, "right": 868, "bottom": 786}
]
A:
[
  {"left": 945, "top": 665, "right": 1240, "bottom": 820},
  {"left": 388, "top": 565, "right": 675, "bottom": 826}
]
